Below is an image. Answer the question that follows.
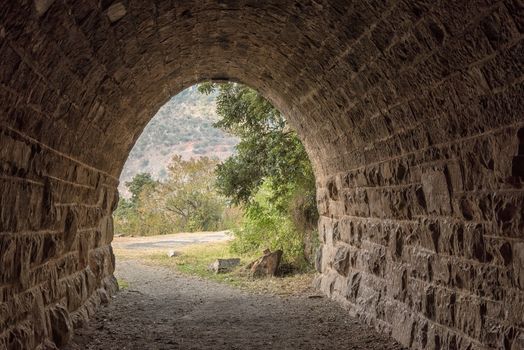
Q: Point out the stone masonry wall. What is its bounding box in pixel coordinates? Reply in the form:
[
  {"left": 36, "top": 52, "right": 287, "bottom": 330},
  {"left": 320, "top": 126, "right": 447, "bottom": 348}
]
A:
[
  {"left": 0, "top": 126, "right": 119, "bottom": 349},
  {"left": 311, "top": 1, "right": 524, "bottom": 348},
  {"left": 315, "top": 123, "right": 524, "bottom": 349}
]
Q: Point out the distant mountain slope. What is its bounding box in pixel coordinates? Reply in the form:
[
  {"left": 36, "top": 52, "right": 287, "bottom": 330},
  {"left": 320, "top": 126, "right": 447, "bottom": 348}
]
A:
[{"left": 119, "top": 86, "right": 238, "bottom": 196}]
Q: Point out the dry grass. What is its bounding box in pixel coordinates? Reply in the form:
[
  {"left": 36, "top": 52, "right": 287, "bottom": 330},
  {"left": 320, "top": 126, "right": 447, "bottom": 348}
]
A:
[
  {"left": 117, "top": 278, "right": 130, "bottom": 290},
  {"left": 113, "top": 242, "right": 315, "bottom": 296}
]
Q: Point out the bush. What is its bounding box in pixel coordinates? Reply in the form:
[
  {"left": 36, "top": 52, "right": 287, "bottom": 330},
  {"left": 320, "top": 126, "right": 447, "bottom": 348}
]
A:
[
  {"left": 114, "top": 157, "right": 234, "bottom": 236},
  {"left": 229, "top": 181, "right": 308, "bottom": 268},
  {"left": 113, "top": 198, "right": 173, "bottom": 236},
  {"left": 198, "top": 82, "right": 319, "bottom": 268}
]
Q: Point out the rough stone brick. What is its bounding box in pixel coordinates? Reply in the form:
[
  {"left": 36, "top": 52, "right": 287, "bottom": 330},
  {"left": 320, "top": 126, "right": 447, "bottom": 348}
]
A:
[
  {"left": 514, "top": 242, "right": 524, "bottom": 289},
  {"left": 332, "top": 244, "right": 350, "bottom": 276},
  {"left": 505, "top": 0, "right": 524, "bottom": 33},
  {"left": 480, "top": 4, "right": 520, "bottom": 50},
  {"left": 49, "top": 304, "right": 72, "bottom": 347},
  {"left": 421, "top": 167, "right": 452, "bottom": 215}
]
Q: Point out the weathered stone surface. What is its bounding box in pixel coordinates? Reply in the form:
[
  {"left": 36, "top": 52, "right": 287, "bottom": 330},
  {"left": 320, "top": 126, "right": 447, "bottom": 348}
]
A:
[
  {"left": 250, "top": 250, "right": 283, "bottom": 278},
  {"left": 106, "top": 2, "right": 126, "bottom": 23},
  {"left": 332, "top": 245, "right": 350, "bottom": 277},
  {"left": 421, "top": 167, "right": 452, "bottom": 215},
  {"left": 209, "top": 258, "right": 240, "bottom": 274},
  {"left": 314, "top": 246, "right": 322, "bottom": 273},
  {"left": 49, "top": 305, "right": 72, "bottom": 347},
  {"left": 0, "top": 1, "right": 523, "bottom": 349},
  {"left": 34, "top": 0, "right": 55, "bottom": 17}
]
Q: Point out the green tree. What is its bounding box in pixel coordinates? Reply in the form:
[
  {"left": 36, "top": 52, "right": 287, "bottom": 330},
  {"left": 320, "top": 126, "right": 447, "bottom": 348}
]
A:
[
  {"left": 113, "top": 172, "right": 172, "bottom": 236},
  {"left": 114, "top": 158, "right": 230, "bottom": 236},
  {"left": 198, "top": 83, "right": 315, "bottom": 207},
  {"left": 157, "top": 155, "right": 227, "bottom": 232},
  {"left": 230, "top": 181, "right": 306, "bottom": 262},
  {"left": 199, "top": 82, "right": 318, "bottom": 265},
  {"left": 126, "top": 172, "right": 157, "bottom": 205}
]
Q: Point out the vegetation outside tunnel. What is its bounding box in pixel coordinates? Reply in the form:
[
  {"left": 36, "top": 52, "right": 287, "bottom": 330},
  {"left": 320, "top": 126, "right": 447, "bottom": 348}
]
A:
[{"left": 114, "top": 83, "right": 319, "bottom": 268}]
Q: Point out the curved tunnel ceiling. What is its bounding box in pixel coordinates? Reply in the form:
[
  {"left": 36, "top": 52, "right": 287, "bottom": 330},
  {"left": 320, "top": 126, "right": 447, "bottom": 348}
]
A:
[{"left": 2, "top": 0, "right": 477, "bottom": 178}]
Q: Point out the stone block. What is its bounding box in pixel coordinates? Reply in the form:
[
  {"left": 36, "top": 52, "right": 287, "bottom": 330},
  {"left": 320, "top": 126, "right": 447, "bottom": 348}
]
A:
[
  {"left": 390, "top": 309, "right": 415, "bottom": 348},
  {"left": 343, "top": 188, "right": 370, "bottom": 217},
  {"left": 386, "top": 263, "right": 408, "bottom": 301},
  {"left": 318, "top": 216, "right": 338, "bottom": 246},
  {"left": 464, "top": 223, "right": 490, "bottom": 262},
  {"left": 408, "top": 248, "right": 432, "bottom": 282},
  {"left": 480, "top": 5, "right": 520, "bottom": 50},
  {"left": 437, "top": 220, "right": 464, "bottom": 256},
  {"left": 319, "top": 270, "right": 339, "bottom": 297},
  {"left": 494, "top": 193, "right": 523, "bottom": 237},
  {"left": 431, "top": 257, "right": 450, "bottom": 285},
  {"left": 320, "top": 245, "right": 332, "bottom": 273},
  {"left": 0, "top": 237, "right": 18, "bottom": 283},
  {"left": 454, "top": 296, "right": 483, "bottom": 340},
  {"left": 417, "top": 218, "right": 441, "bottom": 253},
  {"left": 421, "top": 167, "right": 452, "bottom": 215},
  {"left": 387, "top": 224, "right": 404, "bottom": 260},
  {"left": 210, "top": 258, "right": 240, "bottom": 274},
  {"left": 513, "top": 242, "right": 524, "bottom": 289},
  {"left": 450, "top": 260, "right": 474, "bottom": 291},
  {"left": 345, "top": 271, "right": 362, "bottom": 302},
  {"left": 332, "top": 244, "right": 350, "bottom": 276},
  {"left": 434, "top": 287, "right": 455, "bottom": 328},
  {"left": 49, "top": 304, "right": 72, "bottom": 347}
]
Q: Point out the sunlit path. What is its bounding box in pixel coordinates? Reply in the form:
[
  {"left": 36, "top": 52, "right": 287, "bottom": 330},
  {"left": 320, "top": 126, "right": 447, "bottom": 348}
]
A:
[{"left": 112, "top": 231, "right": 232, "bottom": 251}]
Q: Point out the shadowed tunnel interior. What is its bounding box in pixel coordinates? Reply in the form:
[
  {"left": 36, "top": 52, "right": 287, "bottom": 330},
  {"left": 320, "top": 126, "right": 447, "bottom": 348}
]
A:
[{"left": 0, "top": 0, "right": 523, "bottom": 349}]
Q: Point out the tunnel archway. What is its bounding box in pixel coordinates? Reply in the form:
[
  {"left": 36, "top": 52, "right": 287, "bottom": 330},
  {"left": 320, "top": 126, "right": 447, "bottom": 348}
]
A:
[{"left": 1, "top": 1, "right": 523, "bottom": 349}]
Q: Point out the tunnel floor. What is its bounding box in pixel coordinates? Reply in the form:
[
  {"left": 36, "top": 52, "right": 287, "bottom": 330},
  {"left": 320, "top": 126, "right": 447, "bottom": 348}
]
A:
[{"left": 64, "top": 260, "right": 404, "bottom": 350}]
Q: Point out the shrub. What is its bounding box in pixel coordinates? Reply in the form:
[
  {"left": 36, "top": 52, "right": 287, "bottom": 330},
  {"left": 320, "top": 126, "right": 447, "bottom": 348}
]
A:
[{"left": 229, "top": 181, "right": 308, "bottom": 268}]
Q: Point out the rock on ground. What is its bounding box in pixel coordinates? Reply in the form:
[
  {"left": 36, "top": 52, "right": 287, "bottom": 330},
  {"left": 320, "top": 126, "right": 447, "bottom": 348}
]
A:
[
  {"left": 209, "top": 258, "right": 240, "bottom": 273},
  {"left": 250, "top": 249, "right": 283, "bottom": 277}
]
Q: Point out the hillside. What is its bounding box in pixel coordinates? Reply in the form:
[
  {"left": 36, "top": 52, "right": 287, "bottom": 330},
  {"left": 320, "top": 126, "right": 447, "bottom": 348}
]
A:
[{"left": 119, "top": 86, "right": 238, "bottom": 196}]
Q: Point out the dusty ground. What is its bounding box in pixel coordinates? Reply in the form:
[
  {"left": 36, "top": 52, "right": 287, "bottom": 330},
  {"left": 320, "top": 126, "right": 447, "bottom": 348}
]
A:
[
  {"left": 65, "top": 260, "right": 404, "bottom": 350},
  {"left": 112, "top": 231, "right": 231, "bottom": 250}
]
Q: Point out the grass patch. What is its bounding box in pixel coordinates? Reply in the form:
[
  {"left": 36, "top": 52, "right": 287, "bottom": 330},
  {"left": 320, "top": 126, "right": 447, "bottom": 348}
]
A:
[
  {"left": 117, "top": 278, "right": 130, "bottom": 290},
  {"left": 145, "top": 242, "right": 258, "bottom": 288},
  {"left": 113, "top": 241, "right": 315, "bottom": 296}
]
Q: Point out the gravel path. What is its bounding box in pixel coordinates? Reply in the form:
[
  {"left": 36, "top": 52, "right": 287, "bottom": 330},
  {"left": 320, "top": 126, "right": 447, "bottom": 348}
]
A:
[
  {"left": 112, "top": 231, "right": 231, "bottom": 250},
  {"left": 65, "top": 260, "right": 404, "bottom": 350}
]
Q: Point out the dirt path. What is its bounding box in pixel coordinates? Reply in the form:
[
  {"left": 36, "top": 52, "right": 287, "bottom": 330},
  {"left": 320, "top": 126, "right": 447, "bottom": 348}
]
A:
[
  {"left": 112, "top": 231, "right": 232, "bottom": 250},
  {"left": 65, "top": 260, "right": 403, "bottom": 350}
]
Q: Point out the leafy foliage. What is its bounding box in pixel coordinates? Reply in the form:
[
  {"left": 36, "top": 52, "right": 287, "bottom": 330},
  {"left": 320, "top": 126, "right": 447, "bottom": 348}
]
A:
[
  {"left": 126, "top": 173, "right": 156, "bottom": 204},
  {"left": 199, "top": 82, "right": 318, "bottom": 265},
  {"left": 229, "top": 182, "right": 307, "bottom": 266},
  {"left": 158, "top": 156, "right": 226, "bottom": 231},
  {"left": 114, "top": 156, "right": 232, "bottom": 235},
  {"left": 115, "top": 82, "right": 319, "bottom": 268},
  {"left": 199, "top": 83, "right": 316, "bottom": 208},
  {"left": 113, "top": 174, "right": 170, "bottom": 236}
]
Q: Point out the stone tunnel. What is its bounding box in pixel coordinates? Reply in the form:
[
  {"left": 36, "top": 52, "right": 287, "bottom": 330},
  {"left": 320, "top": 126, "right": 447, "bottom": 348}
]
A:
[{"left": 0, "top": 0, "right": 523, "bottom": 349}]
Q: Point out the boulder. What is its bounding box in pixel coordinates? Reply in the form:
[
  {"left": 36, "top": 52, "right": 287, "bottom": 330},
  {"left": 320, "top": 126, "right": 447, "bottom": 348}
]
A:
[
  {"left": 209, "top": 258, "right": 240, "bottom": 273},
  {"left": 250, "top": 249, "right": 283, "bottom": 277}
]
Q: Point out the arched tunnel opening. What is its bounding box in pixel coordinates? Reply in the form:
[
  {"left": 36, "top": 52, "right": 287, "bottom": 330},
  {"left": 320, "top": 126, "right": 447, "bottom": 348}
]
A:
[
  {"left": 0, "top": 1, "right": 523, "bottom": 349},
  {"left": 67, "top": 84, "right": 405, "bottom": 350}
]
